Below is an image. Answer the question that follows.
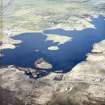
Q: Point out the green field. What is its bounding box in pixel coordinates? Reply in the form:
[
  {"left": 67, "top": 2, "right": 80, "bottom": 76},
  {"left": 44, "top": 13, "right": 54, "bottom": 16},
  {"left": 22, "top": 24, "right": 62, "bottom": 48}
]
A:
[
  {"left": 3, "top": 0, "right": 105, "bottom": 36},
  {"left": 0, "top": 35, "right": 3, "bottom": 41}
]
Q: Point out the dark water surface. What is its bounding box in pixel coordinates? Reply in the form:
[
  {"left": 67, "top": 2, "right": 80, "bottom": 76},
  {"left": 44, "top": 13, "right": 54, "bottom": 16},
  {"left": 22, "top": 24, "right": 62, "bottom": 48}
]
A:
[{"left": 2, "top": 16, "right": 105, "bottom": 73}]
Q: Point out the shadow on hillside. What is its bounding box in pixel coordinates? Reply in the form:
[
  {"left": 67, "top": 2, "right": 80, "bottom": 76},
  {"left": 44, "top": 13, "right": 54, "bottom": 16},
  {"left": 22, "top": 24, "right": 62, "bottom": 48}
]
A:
[{"left": 0, "top": 87, "right": 25, "bottom": 105}]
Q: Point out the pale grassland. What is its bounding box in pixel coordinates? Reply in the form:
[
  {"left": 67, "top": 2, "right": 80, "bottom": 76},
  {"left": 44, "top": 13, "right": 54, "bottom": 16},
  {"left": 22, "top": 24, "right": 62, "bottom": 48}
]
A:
[
  {"left": 45, "top": 34, "right": 72, "bottom": 45},
  {"left": 0, "top": 35, "right": 3, "bottom": 41},
  {"left": 3, "top": 0, "right": 105, "bottom": 36}
]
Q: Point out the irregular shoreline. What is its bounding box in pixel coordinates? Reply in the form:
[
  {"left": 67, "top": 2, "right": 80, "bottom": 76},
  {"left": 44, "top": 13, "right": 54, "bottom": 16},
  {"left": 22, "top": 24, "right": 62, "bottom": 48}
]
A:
[
  {"left": 0, "top": 40, "right": 105, "bottom": 105},
  {"left": 0, "top": 37, "right": 22, "bottom": 50}
]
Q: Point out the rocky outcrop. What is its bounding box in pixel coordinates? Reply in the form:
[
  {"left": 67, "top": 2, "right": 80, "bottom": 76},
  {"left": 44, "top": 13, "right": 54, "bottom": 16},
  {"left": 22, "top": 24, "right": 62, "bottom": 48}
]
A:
[
  {"left": 0, "top": 40, "right": 105, "bottom": 105},
  {"left": 50, "top": 40, "right": 105, "bottom": 105},
  {"left": 0, "top": 65, "right": 56, "bottom": 105}
]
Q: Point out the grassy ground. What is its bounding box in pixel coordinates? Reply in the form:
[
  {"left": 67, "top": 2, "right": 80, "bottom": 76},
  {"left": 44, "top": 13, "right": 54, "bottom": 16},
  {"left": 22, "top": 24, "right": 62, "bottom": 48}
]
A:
[
  {"left": 0, "top": 35, "right": 3, "bottom": 41},
  {"left": 3, "top": 0, "right": 105, "bottom": 36}
]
